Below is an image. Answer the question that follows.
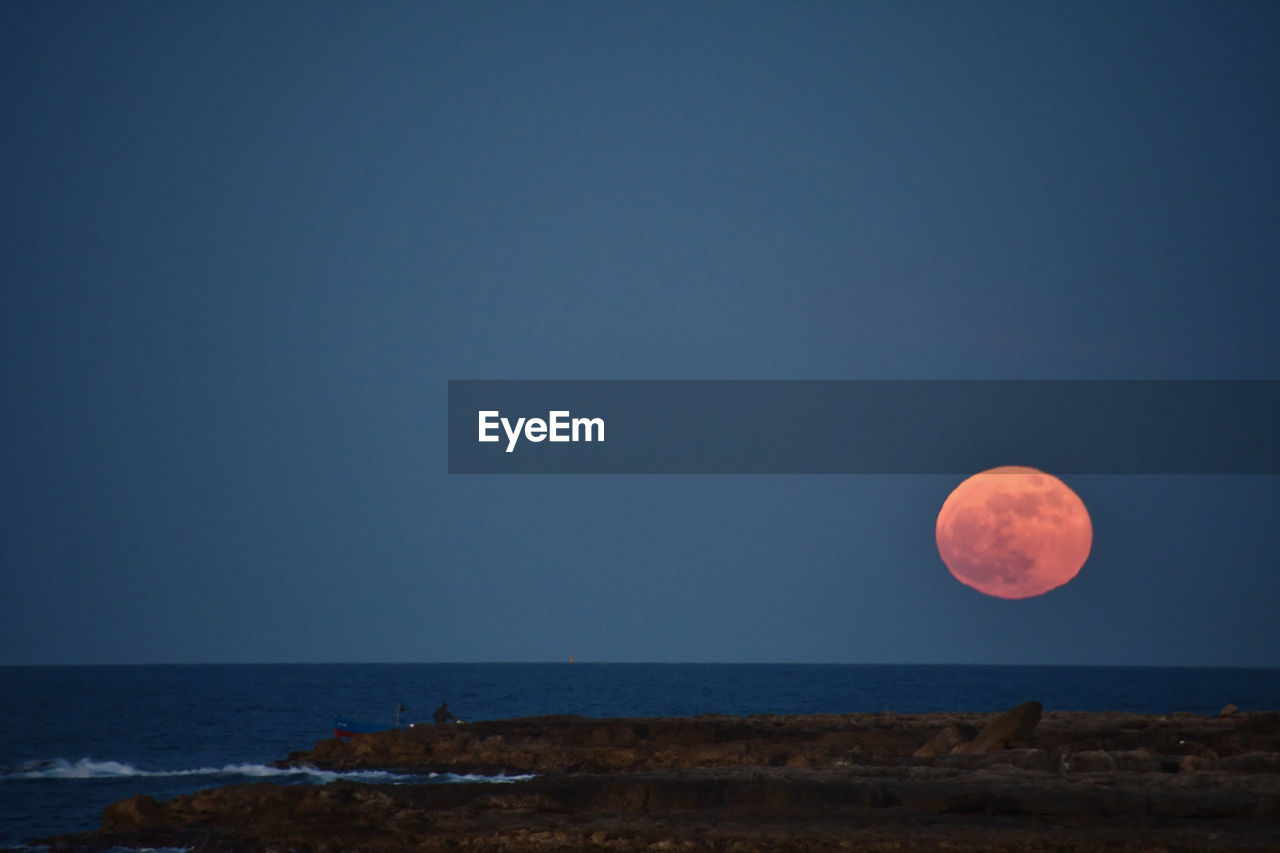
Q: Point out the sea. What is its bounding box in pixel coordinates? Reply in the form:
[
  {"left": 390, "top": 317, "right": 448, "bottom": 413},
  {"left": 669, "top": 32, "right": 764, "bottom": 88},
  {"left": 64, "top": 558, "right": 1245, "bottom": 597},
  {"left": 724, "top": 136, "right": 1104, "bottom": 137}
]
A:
[{"left": 2, "top": 662, "right": 1278, "bottom": 848}]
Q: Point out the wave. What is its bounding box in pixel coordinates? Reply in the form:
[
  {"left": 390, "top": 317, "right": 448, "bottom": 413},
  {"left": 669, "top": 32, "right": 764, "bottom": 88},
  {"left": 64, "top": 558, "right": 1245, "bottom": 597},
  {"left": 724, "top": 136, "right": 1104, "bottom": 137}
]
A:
[{"left": 1, "top": 758, "right": 533, "bottom": 785}]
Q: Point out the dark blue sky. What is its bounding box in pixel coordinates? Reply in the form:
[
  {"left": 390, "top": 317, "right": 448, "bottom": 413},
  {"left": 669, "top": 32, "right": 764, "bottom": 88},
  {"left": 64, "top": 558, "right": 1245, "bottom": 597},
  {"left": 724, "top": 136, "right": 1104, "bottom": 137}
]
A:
[{"left": 3, "top": 2, "right": 1278, "bottom": 666}]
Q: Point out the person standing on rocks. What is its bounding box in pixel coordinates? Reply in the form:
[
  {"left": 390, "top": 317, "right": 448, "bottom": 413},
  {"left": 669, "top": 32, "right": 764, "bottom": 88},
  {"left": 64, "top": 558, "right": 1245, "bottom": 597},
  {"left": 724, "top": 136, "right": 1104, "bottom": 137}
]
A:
[{"left": 433, "top": 702, "right": 457, "bottom": 725}]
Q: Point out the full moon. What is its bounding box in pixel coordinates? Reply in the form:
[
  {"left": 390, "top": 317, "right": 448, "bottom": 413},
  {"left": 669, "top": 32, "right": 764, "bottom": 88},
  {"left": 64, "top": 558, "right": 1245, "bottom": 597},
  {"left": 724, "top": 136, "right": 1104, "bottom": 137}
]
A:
[{"left": 935, "top": 466, "right": 1092, "bottom": 599}]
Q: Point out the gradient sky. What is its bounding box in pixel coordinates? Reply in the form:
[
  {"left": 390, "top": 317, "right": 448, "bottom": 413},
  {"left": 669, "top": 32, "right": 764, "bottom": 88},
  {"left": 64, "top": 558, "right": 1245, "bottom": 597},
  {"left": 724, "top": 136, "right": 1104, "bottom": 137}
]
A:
[{"left": 3, "top": 1, "right": 1278, "bottom": 666}]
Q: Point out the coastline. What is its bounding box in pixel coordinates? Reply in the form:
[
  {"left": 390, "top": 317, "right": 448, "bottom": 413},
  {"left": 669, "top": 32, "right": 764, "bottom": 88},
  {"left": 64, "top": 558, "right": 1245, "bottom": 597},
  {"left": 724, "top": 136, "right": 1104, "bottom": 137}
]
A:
[{"left": 43, "top": 705, "right": 1280, "bottom": 851}]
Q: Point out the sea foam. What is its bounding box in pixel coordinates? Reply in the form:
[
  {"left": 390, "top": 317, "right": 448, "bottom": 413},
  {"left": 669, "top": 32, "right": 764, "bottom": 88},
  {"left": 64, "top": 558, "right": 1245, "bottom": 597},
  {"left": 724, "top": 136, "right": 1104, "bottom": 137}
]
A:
[{"left": 1, "top": 758, "right": 531, "bottom": 784}]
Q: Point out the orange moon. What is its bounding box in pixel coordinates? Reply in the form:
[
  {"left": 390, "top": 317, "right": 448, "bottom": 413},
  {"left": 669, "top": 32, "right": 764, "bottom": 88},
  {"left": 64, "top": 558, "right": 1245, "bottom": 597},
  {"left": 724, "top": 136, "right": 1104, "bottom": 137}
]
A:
[{"left": 935, "top": 466, "right": 1092, "bottom": 599}]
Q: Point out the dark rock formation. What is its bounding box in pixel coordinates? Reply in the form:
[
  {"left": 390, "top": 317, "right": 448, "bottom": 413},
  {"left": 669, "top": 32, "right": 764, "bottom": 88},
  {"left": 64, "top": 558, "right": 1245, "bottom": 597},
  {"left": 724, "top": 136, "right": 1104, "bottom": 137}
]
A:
[
  {"left": 276, "top": 712, "right": 965, "bottom": 774},
  {"left": 1061, "top": 749, "right": 1117, "bottom": 773},
  {"left": 913, "top": 722, "right": 977, "bottom": 757},
  {"left": 951, "top": 699, "right": 1042, "bottom": 754},
  {"left": 50, "top": 764, "right": 1280, "bottom": 852},
  {"left": 40, "top": 705, "right": 1280, "bottom": 852}
]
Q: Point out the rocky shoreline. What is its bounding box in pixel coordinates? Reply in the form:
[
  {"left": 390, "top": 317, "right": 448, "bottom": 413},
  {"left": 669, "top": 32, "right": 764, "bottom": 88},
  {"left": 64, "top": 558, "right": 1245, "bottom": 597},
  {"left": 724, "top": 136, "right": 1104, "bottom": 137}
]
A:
[{"left": 44, "top": 703, "right": 1280, "bottom": 851}]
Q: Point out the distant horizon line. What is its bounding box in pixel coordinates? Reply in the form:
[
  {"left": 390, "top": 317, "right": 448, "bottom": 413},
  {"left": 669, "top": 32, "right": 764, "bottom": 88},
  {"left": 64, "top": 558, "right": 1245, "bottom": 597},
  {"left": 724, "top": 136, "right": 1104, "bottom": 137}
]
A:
[{"left": 3, "top": 660, "right": 1277, "bottom": 671}]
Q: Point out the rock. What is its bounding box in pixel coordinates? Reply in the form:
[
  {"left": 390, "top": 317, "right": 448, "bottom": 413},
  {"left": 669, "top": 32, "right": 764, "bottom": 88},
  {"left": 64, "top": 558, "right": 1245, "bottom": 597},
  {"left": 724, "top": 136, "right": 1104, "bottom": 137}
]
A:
[
  {"left": 952, "top": 701, "right": 1042, "bottom": 755},
  {"left": 1214, "top": 751, "right": 1280, "bottom": 773},
  {"left": 1221, "top": 703, "right": 1240, "bottom": 717},
  {"left": 101, "top": 794, "right": 165, "bottom": 830},
  {"left": 267, "top": 708, "right": 1280, "bottom": 777},
  {"left": 914, "top": 723, "right": 978, "bottom": 757},
  {"left": 65, "top": 762, "right": 1280, "bottom": 853},
  {"left": 43, "top": 710, "right": 1280, "bottom": 853},
  {"left": 1111, "top": 749, "right": 1160, "bottom": 772},
  {"left": 978, "top": 748, "right": 1061, "bottom": 774},
  {"left": 1063, "top": 750, "right": 1118, "bottom": 773}
]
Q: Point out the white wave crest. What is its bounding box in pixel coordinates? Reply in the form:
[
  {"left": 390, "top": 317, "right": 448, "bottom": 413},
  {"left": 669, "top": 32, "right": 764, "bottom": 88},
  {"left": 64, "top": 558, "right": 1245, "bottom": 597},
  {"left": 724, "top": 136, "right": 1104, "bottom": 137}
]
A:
[
  {"left": 432, "top": 771, "right": 535, "bottom": 783},
  {"left": 7, "top": 758, "right": 144, "bottom": 779},
  {"left": 2, "top": 757, "right": 532, "bottom": 785}
]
